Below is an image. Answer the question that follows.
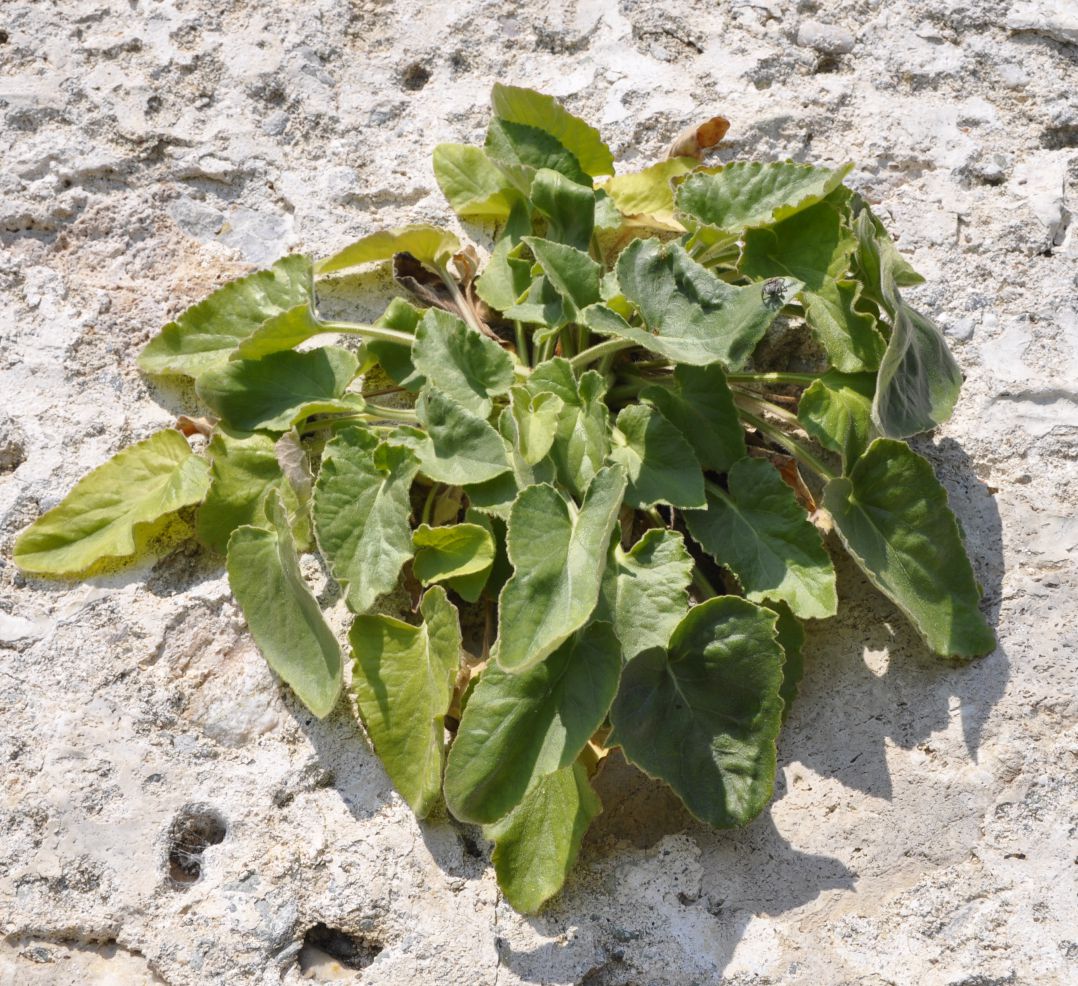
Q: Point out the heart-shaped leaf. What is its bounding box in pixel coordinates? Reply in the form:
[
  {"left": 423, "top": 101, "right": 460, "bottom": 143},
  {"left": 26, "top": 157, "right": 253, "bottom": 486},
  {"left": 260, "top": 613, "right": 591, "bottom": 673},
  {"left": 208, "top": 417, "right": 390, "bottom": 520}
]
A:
[
  {"left": 822, "top": 439, "right": 995, "bottom": 658},
  {"left": 685, "top": 458, "right": 837, "bottom": 620},
  {"left": 444, "top": 621, "right": 621, "bottom": 823},
  {"left": 412, "top": 522, "right": 495, "bottom": 601},
  {"left": 609, "top": 404, "right": 706, "bottom": 509},
  {"left": 484, "top": 762, "right": 602, "bottom": 914},
  {"left": 349, "top": 586, "right": 461, "bottom": 817},
  {"left": 227, "top": 494, "right": 342, "bottom": 718},
  {"left": 797, "top": 371, "right": 877, "bottom": 468},
  {"left": 313, "top": 427, "right": 419, "bottom": 614},
  {"left": 497, "top": 463, "right": 626, "bottom": 672},
  {"left": 609, "top": 596, "right": 784, "bottom": 828}
]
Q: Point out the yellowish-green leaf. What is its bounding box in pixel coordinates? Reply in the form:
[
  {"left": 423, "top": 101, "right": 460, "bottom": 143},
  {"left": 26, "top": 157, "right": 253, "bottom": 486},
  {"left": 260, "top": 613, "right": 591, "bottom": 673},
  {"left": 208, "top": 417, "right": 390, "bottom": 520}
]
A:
[
  {"left": 433, "top": 143, "right": 520, "bottom": 221},
  {"left": 14, "top": 430, "right": 210, "bottom": 577},
  {"left": 226, "top": 493, "right": 342, "bottom": 718},
  {"left": 412, "top": 522, "right": 495, "bottom": 602},
  {"left": 316, "top": 225, "right": 460, "bottom": 276},
  {"left": 349, "top": 586, "right": 461, "bottom": 817},
  {"left": 602, "top": 157, "right": 695, "bottom": 227}
]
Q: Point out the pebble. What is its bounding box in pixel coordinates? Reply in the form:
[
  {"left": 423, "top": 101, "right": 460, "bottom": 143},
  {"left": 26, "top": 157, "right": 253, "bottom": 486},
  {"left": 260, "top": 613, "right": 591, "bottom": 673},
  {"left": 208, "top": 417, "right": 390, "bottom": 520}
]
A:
[{"left": 796, "top": 20, "right": 856, "bottom": 55}]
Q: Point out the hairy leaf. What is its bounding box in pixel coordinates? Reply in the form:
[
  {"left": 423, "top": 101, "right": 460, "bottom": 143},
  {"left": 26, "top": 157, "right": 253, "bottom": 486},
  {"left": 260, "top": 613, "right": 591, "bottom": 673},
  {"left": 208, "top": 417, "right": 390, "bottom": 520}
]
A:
[
  {"left": 138, "top": 255, "right": 313, "bottom": 379},
  {"left": 854, "top": 211, "right": 961, "bottom": 438},
  {"left": 227, "top": 494, "right": 342, "bottom": 718},
  {"left": 590, "top": 239, "right": 800, "bottom": 368},
  {"left": 523, "top": 236, "right": 602, "bottom": 317},
  {"left": 597, "top": 527, "right": 694, "bottom": 660},
  {"left": 233, "top": 300, "right": 323, "bottom": 360},
  {"left": 510, "top": 387, "right": 564, "bottom": 465},
  {"left": 767, "top": 601, "right": 805, "bottom": 720},
  {"left": 529, "top": 169, "right": 596, "bottom": 251},
  {"left": 403, "top": 388, "right": 512, "bottom": 485},
  {"left": 350, "top": 586, "right": 461, "bottom": 817},
  {"left": 317, "top": 225, "right": 460, "bottom": 276},
  {"left": 609, "top": 597, "right": 784, "bottom": 827},
  {"left": 485, "top": 762, "right": 602, "bottom": 913},
  {"left": 14, "top": 430, "right": 210, "bottom": 576},
  {"left": 740, "top": 201, "right": 885, "bottom": 372},
  {"left": 798, "top": 371, "right": 877, "bottom": 468},
  {"left": 195, "top": 346, "right": 360, "bottom": 432},
  {"left": 486, "top": 118, "right": 590, "bottom": 191},
  {"left": 491, "top": 84, "right": 615, "bottom": 177},
  {"left": 197, "top": 428, "right": 288, "bottom": 554},
  {"left": 602, "top": 157, "right": 696, "bottom": 228},
  {"left": 433, "top": 143, "right": 520, "bottom": 221},
  {"left": 610, "top": 404, "right": 706, "bottom": 509},
  {"left": 412, "top": 522, "right": 495, "bottom": 600},
  {"left": 411, "top": 309, "right": 515, "bottom": 417},
  {"left": 676, "top": 161, "right": 852, "bottom": 233},
  {"left": 640, "top": 364, "right": 746, "bottom": 474},
  {"left": 685, "top": 459, "right": 837, "bottom": 620},
  {"left": 368, "top": 297, "right": 424, "bottom": 389},
  {"left": 444, "top": 621, "right": 621, "bottom": 823},
  {"left": 497, "top": 464, "right": 627, "bottom": 671},
  {"left": 313, "top": 427, "right": 419, "bottom": 614},
  {"left": 822, "top": 439, "right": 995, "bottom": 658}
]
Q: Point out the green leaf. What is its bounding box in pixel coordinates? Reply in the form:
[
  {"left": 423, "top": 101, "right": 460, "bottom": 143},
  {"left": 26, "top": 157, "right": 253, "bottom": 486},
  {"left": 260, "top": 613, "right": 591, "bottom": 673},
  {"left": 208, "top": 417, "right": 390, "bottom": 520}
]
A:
[
  {"left": 486, "top": 119, "right": 590, "bottom": 191},
  {"left": 740, "top": 201, "right": 884, "bottom": 372},
  {"left": 349, "top": 585, "right": 461, "bottom": 817},
  {"left": 476, "top": 237, "right": 534, "bottom": 313},
  {"left": 609, "top": 597, "right": 784, "bottom": 828},
  {"left": 196, "top": 427, "right": 287, "bottom": 554},
  {"left": 853, "top": 211, "right": 962, "bottom": 438},
  {"left": 403, "top": 389, "right": 512, "bottom": 485},
  {"left": 433, "top": 143, "right": 520, "bottom": 221},
  {"left": 522, "top": 236, "right": 601, "bottom": 317},
  {"left": 368, "top": 297, "right": 424, "bottom": 389},
  {"left": 410, "top": 309, "right": 515, "bottom": 417},
  {"left": 589, "top": 239, "right": 801, "bottom": 369},
  {"left": 509, "top": 386, "right": 564, "bottom": 465},
  {"left": 797, "top": 371, "right": 877, "bottom": 468},
  {"left": 822, "top": 439, "right": 995, "bottom": 658},
  {"left": 767, "top": 601, "right": 805, "bottom": 720},
  {"left": 491, "top": 83, "right": 615, "bottom": 177},
  {"left": 317, "top": 225, "right": 460, "bottom": 276},
  {"left": 497, "top": 464, "right": 627, "bottom": 672},
  {"left": 526, "top": 359, "right": 611, "bottom": 499},
  {"left": 138, "top": 255, "right": 313, "bottom": 380},
  {"left": 640, "top": 364, "right": 746, "bottom": 474},
  {"left": 609, "top": 404, "right": 706, "bottom": 509},
  {"left": 14, "top": 430, "right": 210, "bottom": 577},
  {"left": 676, "top": 161, "right": 852, "bottom": 233},
  {"left": 227, "top": 494, "right": 342, "bottom": 718},
  {"left": 313, "top": 427, "right": 419, "bottom": 614},
  {"left": 602, "top": 157, "right": 696, "bottom": 226},
  {"left": 685, "top": 459, "right": 837, "bottom": 620},
  {"left": 529, "top": 169, "right": 596, "bottom": 251},
  {"left": 412, "top": 522, "right": 495, "bottom": 593},
  {"left": 232, "top": 300, "right": 323, "bottom": 360},
  {"left": 444, "top": 621, "right": 621, "bottom": 823},
  {"left": 485, "top": 762, "right": 601, "bottom": 913},
  {"left": 195, "top": 346, "right": 360, "bottom": 432},
  {"left": 597, "top": 527, "right": 694, "bottom": 660}
]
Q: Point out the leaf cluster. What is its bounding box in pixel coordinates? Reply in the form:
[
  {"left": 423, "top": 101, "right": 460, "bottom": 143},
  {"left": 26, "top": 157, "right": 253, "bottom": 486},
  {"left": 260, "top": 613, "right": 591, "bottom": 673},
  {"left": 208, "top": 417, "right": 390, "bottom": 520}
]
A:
[{"left": 13, "top": 85, "right": 995, "bottom": 913}]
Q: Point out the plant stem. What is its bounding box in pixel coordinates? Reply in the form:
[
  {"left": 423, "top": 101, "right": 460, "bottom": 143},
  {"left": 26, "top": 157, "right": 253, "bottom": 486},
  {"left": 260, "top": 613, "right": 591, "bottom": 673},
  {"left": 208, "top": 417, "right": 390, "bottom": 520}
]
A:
[
  {"left": 691, "top": 566, "right": 719, "bottom": 600},
  {"left": 737, "top": 409, "right": 836, "bottom": 482},
  {"left": 569, "top": 337, "right": 635, "bottom": 371},
  {"left": 732, "top": 390, "right": 803, "bottom": 431},
  {"left": 364, "top": 402, "right": 420, "bottom": 423},
  {"left": 421, "top": 483, "right": 438, "bottom": 526},
  {"left": 320, "top": 320, "right": 415, "bottom": 347},
  {"left": 725, "top": 371, "right": 821, "bottom": 386},
  {"left": 297, "top": 414, "right": 398, "bottom": 436},
  {"left": 514, "top": 320, "right": 529, "bottom": 366}
]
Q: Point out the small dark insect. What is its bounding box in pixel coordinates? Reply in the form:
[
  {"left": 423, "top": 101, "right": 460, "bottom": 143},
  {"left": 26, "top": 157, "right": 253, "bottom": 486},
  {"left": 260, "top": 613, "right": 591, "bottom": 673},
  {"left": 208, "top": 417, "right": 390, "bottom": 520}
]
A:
[{"left": 763, "top": 277, "right": 787, "bottom": 307}]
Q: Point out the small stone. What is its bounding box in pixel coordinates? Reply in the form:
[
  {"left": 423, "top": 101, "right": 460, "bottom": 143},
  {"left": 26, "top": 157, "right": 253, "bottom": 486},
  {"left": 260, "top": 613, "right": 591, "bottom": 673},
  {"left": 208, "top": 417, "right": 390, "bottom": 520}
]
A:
[
  {"left": 796, "top": 20, "right": 855, "bottom": 55},
  {"left": 1006, "top": 1, "right": 1078, "bottom": 46}
]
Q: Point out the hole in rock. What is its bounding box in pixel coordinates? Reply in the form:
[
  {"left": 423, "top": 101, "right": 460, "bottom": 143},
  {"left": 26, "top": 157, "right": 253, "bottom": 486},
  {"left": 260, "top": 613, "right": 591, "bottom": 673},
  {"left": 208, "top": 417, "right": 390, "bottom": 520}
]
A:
[
  {"left": 166, "top": 804, "right": 227, "bottom": 886},
  {"left": 299, "top": 923, "right": 383, "bottom": 974},
  {"left": 401, "top": 63, "right": 431, "bottom": 91}
]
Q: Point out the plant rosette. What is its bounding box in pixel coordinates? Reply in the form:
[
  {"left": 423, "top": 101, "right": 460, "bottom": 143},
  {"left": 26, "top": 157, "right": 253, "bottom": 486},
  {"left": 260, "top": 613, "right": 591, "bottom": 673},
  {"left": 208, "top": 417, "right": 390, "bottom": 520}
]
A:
[{"left": 13, "top": 83, "right": 995, "bottom": 914}]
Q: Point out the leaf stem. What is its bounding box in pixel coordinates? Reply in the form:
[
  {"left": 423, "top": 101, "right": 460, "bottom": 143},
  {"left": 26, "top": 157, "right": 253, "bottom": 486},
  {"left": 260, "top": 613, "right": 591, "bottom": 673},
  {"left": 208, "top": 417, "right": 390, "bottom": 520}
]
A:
[
  {"left": 737, "top": 409, "right": 836, "bottom": 482},
  {"left": 569, "top": 337, "right": 636, "bottom": 371},
  {"left": 421, "top": 483, "right": 438, "bottom": 526},
  {"left": 320, "top": 320, "right": 415, "bottom": 347},
  {"left": 514, "top": 320, "right": 529, "bottom": 366},
  {"left": 364, "top": 402, "right": 420, "bottom": 423},
  {"left": 732, "top": 390, "right": 803, "bottom": 431},
  {"left": 725, "top": 371, "right": 821, "bottom": 386},
  {"left": 691, "top": 566, "right": 719, "bottom": 600}
]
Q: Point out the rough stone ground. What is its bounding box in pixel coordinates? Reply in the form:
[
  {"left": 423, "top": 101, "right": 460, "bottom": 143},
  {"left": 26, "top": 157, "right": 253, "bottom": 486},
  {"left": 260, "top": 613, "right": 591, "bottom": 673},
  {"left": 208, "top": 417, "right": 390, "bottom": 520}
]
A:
[{"left": 1, "top": 0, "right": 1076, "bottom": 983}]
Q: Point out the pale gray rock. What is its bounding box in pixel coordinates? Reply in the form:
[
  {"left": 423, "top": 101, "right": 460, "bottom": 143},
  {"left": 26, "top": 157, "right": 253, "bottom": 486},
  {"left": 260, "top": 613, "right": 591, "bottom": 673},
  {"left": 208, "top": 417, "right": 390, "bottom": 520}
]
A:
[
  {"left": 796, "top": 19, "right": 856, "bottom": 55},
  {"left": 2, "top": 1, "right": 1077, "bottom": 984}
]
